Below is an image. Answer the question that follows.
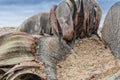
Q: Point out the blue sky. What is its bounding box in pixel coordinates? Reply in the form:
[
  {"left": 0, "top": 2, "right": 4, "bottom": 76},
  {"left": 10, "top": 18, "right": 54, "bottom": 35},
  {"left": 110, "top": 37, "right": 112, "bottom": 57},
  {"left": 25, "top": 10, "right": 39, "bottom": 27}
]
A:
[{"left": 0, "top": 0, "right": 119, "bottom": 27}]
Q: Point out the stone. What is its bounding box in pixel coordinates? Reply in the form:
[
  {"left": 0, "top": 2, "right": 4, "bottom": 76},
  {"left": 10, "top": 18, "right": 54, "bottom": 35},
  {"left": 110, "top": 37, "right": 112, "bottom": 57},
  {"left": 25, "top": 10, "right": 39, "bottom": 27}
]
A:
[
  {"left": 37, "top": 37, "right": 73, "bottom": 80},
  {"left": 0, "top": 32, "right": 36, "bottom": 67},
  {"left": 102, "top": 1, "right": 120, "bottom": 58},
  {"left": 17, "top": 12, "right": 55, "bottom": 36}
]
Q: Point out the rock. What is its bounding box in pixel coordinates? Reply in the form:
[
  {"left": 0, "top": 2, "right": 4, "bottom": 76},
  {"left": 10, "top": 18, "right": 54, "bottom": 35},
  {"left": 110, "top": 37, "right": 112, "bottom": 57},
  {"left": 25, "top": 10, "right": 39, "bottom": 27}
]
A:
[
  {"left": 1, "top": 61, "right": 46, "bottom": 80},
  {"left": 37, "top": 37, "right": 73, "bottom": 80},
  {"left": 102, "top": 1, "right": 120, "bottom": 58},
  {"left": 0, "top": 32, "right": 36, "bottom": 67},
  {"left": 70, "top": 0, "right": 102, "bottom": 38},
  {"left": 17, "top": 13, "right": 54, "bottom": 36}
]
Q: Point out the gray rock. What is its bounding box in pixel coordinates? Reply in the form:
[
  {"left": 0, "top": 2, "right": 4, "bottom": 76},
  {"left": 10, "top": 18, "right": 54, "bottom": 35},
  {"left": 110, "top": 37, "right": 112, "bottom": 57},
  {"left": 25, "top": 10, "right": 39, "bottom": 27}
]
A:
[
  {"left": 17, "top": 12, "right": 55, "bottom": 36},
  {"left": 102, "top": 1, "right": 120, "bottom": 58},
  {"left": 37, "top": 37, "right": 73, "bottom": 80}
]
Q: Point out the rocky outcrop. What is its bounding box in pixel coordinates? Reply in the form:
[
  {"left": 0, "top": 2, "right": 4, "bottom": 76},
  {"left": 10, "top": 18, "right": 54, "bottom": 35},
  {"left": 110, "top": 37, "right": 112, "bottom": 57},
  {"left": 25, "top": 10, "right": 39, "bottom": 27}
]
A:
[
  {"left": 0, "top": 32, "right": 47, "bottom": 80},
  {"left": 102, "top": 1, "right": 120, "bottom": 58},
  {"left": 17, "top": 13, "right": 54, "bottom": 36},
  {"left": 37, "top": 37, "right": 74, "bottom": 80},
  {"left": 0, "top": 32, "right": 36, "bottom": 67},
  {"left": 1, "top": 27, "right": 120, "bottom": 79},
  {"left": 0, "top": 32, "right": 73, "bottom": 80},
  {"left": 17, "top": 0, "right": 102, "bottom": 48}
]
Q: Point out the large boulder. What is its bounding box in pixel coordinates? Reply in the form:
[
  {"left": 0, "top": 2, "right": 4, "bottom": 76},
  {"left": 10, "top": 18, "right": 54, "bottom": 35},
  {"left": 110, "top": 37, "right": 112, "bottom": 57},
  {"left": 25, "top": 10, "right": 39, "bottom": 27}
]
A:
[
  {"left": 102, "top": 1, "right": 120, "bottom": 58},
  {"left": 17, "top": 13, "right": 55, "bottom": 35},
  {"left": 37, "top": 37, "right": 73, "bottom": 80},
  {"left": 0, "top": 32, "right": 36, "bottom": 67}
]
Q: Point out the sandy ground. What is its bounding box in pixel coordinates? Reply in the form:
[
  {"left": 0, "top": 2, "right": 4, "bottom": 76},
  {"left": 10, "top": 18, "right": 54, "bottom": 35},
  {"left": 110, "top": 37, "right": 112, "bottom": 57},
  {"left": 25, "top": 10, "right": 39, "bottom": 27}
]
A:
[
  {"left": 57, "top": 38, "right": 120, "bottom": 80},
  {"left": 0, "top": 27, "right": 120, "bottom": 80}
]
